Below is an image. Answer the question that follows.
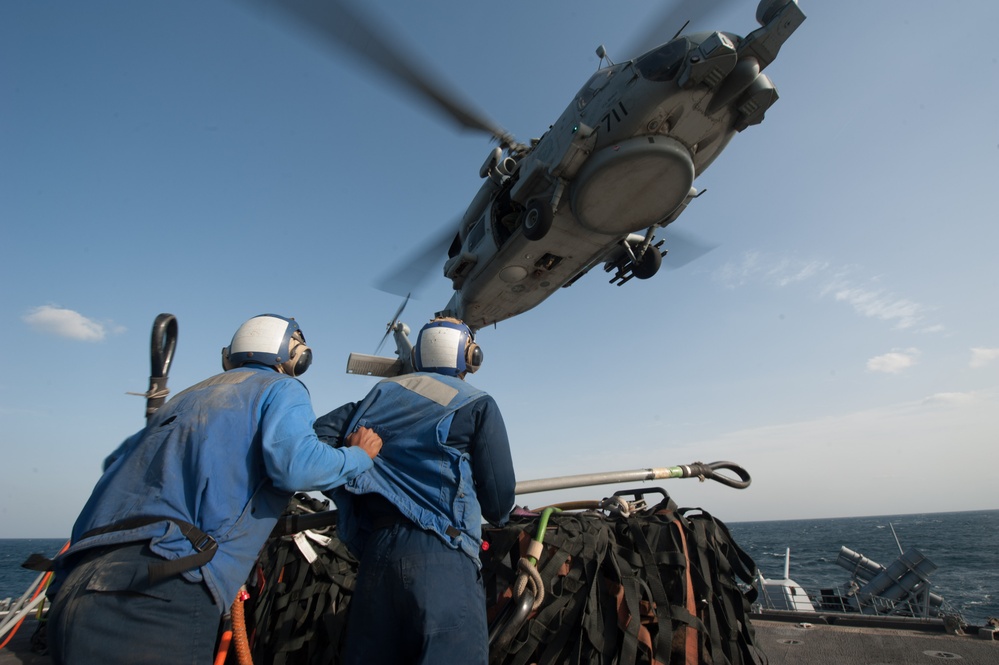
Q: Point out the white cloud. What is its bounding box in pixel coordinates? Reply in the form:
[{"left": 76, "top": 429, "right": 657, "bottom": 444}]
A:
[
  {"left": 767, "top": 258, "right": 830, "bottom": 287},
  {"left": 922, "top": 391, "right": 977, "bottom": 406},
  {"left": 715, "top": 251, "right": 763, "bottom": 288},
  {"left": 866, "top": 348, "right": 919, "bottom": 374},
  {"left": 970, "top": 347, "right": 999, "bottom": 369},
  {"left": 825, "top": 285, "right": 926, "bottom": 330},
  {"left": 715, "top": 253, "right": 829, "bottom": 289},
  {"left": 22, "top": 305, "right": 115, "bottom": 342},
  {"left": 715, "top": 252, "right": 937, "bottom": 332}
]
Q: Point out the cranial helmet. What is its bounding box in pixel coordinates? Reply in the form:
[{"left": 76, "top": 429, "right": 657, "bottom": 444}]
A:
[
  {"left": 222, "top": 314, "right": 313, "bottom": 377},
  {"left": 412, "top": 317, "right": 482, "bottom": 377}
]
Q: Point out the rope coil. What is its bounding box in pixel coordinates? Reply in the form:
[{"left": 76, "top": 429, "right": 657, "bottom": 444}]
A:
[{"left": 513, "top": 557, "right": 545, "bottom": 611}]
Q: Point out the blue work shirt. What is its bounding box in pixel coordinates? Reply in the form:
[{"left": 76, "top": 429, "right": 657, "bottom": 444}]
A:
[
  {"left": 314, "top": 373, "right": 516, "bottom": 565},
  {"left": 52, "top": 365, "right": 373, "bottom": 610}
]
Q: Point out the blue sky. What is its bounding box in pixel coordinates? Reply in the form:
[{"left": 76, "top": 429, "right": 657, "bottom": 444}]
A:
[{"left": 2, "top": 0, "right": 998, "bottom": 537}]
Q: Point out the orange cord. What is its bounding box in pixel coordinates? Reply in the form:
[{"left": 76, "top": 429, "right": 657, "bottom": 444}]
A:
[
  {"left": 213, "top": 621, "right": 233, "bottom": 665},
  {"left": 231, "top": 589, "right": 253, "bottom": 665}
]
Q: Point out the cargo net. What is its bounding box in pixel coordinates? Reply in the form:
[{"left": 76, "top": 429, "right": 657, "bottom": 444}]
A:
[{"left": 239, "top": 491, "right": 766, "bottom": 665}]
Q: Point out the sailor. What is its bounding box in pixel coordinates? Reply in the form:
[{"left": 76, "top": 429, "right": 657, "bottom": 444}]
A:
[
  {"left": 315, "top": 317, "right": 517, "bottom": 665},
  {"left": 46, "top": 314, "right": 383, "bottom": 665}
]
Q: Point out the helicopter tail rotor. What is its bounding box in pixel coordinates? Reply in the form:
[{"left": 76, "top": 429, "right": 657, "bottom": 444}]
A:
[
  {"left": 374, "top": 293, "right": 410, "bottom": 355},
  {"left": 347, "top": 297, "right": 416, "bottom": 378}
]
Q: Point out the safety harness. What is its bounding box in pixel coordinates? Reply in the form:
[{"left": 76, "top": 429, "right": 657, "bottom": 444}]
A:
[
  {"left": 79, "top": 515, "right": 219, "bottom": 583},
  {"left": 23, "top": 515, "right": 217, "bottom": 585}
]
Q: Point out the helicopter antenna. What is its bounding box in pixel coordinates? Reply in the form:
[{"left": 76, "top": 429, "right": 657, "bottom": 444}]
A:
[{"left": 671, "top": 20, "right": 692, "bottom": 41}]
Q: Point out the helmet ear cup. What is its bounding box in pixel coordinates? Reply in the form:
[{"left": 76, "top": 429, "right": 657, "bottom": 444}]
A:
[
  {"left": 465, "top": 341, "right": 483, "bottom": 373},
  {"left": 281, "top": 336, "right": 312, "bottom": 377},
  {"left": 221, "top": 346, "right": 235, "bottom": 371},
  {"left": 291, "top": 345, "right": 312, "bottom": 377}
]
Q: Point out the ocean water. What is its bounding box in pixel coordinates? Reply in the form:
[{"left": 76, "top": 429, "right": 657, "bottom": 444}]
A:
[
  {"left": 727, "top": 509, "right": 999, "bottom": 626},
  {"left": 3, "top": 510, "right": 996, "bottom": 626},
  {"left": 0, "top": 538, "right": 65, "bottom": 607}
]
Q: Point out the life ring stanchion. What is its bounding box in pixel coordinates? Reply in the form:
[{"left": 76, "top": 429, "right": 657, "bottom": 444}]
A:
[
  {"left": 127, "top": 313, "right": 178, "bottom": 421},
  {"left": 146, "top": 313, "right": 178, "bottom": 421}
]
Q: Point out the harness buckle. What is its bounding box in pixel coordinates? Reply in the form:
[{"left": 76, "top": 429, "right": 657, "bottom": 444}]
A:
[{"left": 192, "top": 533, "right": 218, "bottom": 552}]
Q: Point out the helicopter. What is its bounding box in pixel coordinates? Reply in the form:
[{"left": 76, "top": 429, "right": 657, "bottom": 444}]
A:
[{"left": 248, "top": 0, "right": 806, "bottom": 375}]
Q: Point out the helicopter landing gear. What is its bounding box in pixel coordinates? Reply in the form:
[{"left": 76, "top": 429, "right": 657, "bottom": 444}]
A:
[
  {"left": 631, "top": 247, "right": 662, "bottom": 280},
  {"left": 606, "top": 238, "right": 666, "bottom": 285},
  {"left": 522, "top": 199, "right": 553, "bottom": 241}
]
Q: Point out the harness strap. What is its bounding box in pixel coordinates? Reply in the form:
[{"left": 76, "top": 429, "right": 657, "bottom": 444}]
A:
[
  {"left": 627, "top": 519, "right": 674, "bottom": 663},
  {"left": 81, "top": 515, "right": 218, "bottom": 584},
  {"left": 672, "top": 516, "right": 700, "bottom": 665}
]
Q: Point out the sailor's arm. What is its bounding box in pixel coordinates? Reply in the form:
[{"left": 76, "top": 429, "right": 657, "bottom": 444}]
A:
[{"left": 260, "top": 382, "right": 379, "bottom": 491}]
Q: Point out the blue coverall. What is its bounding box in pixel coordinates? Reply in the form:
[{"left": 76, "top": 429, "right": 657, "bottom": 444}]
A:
[
  {"left": 314, "top": 372, "right": 516, "bottom": 665},
  {"left": 47, "top": 365, "right": 373, "bottom": 665}
]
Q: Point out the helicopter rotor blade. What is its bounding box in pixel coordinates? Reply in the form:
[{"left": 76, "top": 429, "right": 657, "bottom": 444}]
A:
[
  {"left": 662, "top": 227, "right": 719, "bottom": 270},
  {"left": 374, "top": 217, "right": 458, "bottom": 299},
  {"left": 241, "top": 0, "right": 518, "bottom": 148},
  {"left": 625, "top": 0, "right": 744, "bottom": 60}
]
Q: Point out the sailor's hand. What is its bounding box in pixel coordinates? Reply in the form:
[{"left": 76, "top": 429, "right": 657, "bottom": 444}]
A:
[{"left": 346, "top": 426, "right": 382, "bottom": 460}]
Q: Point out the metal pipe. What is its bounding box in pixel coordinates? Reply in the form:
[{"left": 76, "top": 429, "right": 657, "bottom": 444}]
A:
[
  {"left": 515, "top": 461, "right": 750, "bottom": 495},
  {"left": 273, "top": 462, "right": 750, "bottom": 537}
]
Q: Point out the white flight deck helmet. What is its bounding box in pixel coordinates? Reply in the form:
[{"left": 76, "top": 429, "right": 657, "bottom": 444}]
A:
[
  {"left": 411, "top": 317, "right": 482, "bottom": 378},
  {"left": 221, "top": 314, "right": 313, "bottom": 377}
]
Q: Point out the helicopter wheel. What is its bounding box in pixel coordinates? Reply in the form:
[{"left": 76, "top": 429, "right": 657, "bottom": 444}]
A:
[
  {"left": 631, "top": 248, "right": 662, "bottom": 280},
  {"left": 522, "top": 199, "right": 553, "bottom": 241}
]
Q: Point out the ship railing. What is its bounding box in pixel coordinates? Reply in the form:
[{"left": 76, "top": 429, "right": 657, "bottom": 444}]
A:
[{"left": 812, "top": 586, "right": 963, "bottom": 621}]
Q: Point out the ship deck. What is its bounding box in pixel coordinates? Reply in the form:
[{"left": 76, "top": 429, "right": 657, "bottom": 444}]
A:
[
  {"left": 2, "top": 615, "right": 997, "bottom": 663},
  {"left": 752, "top": 615, "right": 999, "bottom": 665}
]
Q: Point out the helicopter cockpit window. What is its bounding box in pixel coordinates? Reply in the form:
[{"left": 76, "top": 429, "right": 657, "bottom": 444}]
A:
[
  {"left": 467, "top": 217, "right": 486, "bottom": 250},
  {"left": 575, "top": 64, "right": 623, "bottom": 110},
  {"left": 635, "top": 38, "right": 689, "bottom": 82}
]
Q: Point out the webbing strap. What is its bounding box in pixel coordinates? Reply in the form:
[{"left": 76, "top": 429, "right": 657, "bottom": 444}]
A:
[
  {"left": 505, "top": 516, "right": 605, "bottom": 665},
  {"left": 672, "top": 517, "right": 700, "bottom": 665},
  {"left": 627, "top": 520, "right": 673, "bottom": 664},
  {"left": 80, "top": 515, "right": 218, "bottom": 584},
  {"left": 685, "top": 510, "right": 764, "bottom": 664},
  {"left": 248, "top": 494, "right": 360, "bottom": 665}
]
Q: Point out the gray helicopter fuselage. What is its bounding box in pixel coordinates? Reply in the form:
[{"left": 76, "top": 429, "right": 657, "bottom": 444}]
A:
[{"left": 441, "top": 0, "right": 805, "bottom": 331}]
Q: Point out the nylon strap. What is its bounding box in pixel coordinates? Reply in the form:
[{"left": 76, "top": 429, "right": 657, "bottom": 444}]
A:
[{"left": 80, "top": 515, "right": 218, "bottom": 584}]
